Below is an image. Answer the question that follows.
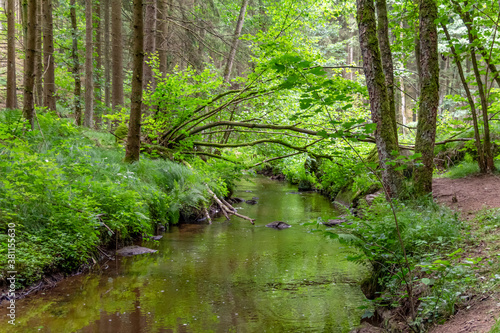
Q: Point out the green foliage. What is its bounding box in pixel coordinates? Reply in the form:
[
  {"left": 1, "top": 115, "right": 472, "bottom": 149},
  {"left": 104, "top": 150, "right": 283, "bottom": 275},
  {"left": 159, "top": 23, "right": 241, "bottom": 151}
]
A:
[
  {"left": 0, "top": 113, "right": 226, "bottom": 287},
  {"left": 321, "top": 198, "right": 468, "bottom": 328}
]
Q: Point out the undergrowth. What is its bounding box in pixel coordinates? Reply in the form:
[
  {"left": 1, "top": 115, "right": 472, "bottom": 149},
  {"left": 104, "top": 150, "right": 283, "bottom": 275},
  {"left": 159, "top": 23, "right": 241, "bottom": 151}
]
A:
[
  {"left": 0, "top": 110, "right": 234, "bottom": 288},
  {"left": 310, "top": 197, "right": 492, "bottom": 331}
]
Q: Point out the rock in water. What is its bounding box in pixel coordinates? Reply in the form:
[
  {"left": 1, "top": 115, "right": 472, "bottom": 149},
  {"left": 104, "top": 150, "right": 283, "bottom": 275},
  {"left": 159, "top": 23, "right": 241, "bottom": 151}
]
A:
[
  {"left": 324, "top": 219, "right": 347, "bottom": 226},
  {"left": 150, "top": 235, "right": 163, "bottom": 241},
  {"left": 116, "top": 246, "right": 157, "bottom": 257},
  {"left": 266, "top": 221, "right": 291, "bottom": 229},
  {"left": 245, "top": 199, "right": 257, "bottom": 205}
]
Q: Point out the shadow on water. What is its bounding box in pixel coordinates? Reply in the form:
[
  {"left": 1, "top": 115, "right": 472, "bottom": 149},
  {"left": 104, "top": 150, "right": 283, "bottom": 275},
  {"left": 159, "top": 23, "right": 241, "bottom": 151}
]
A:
[{"left": 1, "top": 176, "right": 368, "bottom": 333}]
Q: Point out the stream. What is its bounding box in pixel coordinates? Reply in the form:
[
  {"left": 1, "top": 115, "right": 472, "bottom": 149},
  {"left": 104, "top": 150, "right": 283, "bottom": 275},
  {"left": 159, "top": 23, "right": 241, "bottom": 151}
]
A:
[{"left": 2, "top": 176, "right": 368, "bottom": 333}]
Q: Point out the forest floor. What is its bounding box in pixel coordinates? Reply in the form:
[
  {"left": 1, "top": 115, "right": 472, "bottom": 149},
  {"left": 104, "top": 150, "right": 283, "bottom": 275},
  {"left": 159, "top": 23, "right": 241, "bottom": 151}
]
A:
[{"left": 430, "top": 174, "right": 500, "bottom": 333}]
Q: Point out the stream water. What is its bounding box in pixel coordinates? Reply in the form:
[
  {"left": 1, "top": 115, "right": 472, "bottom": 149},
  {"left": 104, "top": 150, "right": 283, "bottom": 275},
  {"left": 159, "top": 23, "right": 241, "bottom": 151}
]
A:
[{"left": 2, "top": 176, "right": 368, "bottom": 333}]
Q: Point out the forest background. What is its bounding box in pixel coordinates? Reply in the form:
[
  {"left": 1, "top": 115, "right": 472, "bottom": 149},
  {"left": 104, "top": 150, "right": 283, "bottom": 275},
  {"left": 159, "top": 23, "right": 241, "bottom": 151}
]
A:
[{"left": 1, "top": 0, "right": 500, "bottom": 331}]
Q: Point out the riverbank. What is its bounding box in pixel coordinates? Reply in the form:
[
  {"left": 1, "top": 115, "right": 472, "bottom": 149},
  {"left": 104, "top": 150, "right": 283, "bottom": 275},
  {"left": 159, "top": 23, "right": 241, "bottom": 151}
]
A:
[
  {"left": 0, "top": 112, "right": 237, "bottom": 296},
  {"left": 0, "top": 175, "right": 368, "bottom": 333}
]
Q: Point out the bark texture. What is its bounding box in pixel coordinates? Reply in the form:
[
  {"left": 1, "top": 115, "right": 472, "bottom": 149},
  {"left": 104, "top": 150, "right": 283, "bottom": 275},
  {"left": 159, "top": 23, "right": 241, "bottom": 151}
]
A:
[
  {"left": 143, "top": 0, "right": 156, "bottom": 93},
  {"left": 42, "top": 0, "right": 56, "bottom": 111},
  {"left": 84, "top": 0, "right": 93, "bottom": 128},
  {"left": 23, "top": 0, "right": 36, "bottom": 129},
  {"left": 6, "top": 0, "right": 17, "bottom": 109},
  {"left": 35, "top": 0, "right": 42, "bottom": 106},
  {"left": 223, "top": 0, "right": 249, "bottom": 83},
  {"left": 112, "top": 0, "right": 124, "bottom": 112},
  {"left": 125, "top": 0, "right": 144, "bottom": 162},
  {"left": 94, "top": 0, "right": 102, "bottom": 127},
  {"left": 356, "top": 0, "right": 402, "bottom": 199},
  {"left": 375, "top": 0, "right": 397, "bottom": 143},
  {"left": 104, "top": 0, "right": 110, "bottom": 111},
  {"left": 70, "top": 0, "right": 82, "bottom": 126},
  {"left": 414, "top": 0, "right": 439, "bottom": 195}
]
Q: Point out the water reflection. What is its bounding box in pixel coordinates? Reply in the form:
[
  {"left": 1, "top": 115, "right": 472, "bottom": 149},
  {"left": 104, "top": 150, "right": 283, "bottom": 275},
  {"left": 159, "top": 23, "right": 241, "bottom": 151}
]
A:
[{"left": 1, "top": 177, "right": 367, "bottom": 333}]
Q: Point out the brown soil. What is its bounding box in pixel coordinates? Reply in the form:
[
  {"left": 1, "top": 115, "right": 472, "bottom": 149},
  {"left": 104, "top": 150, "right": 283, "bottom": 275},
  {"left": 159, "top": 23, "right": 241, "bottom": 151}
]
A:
[
  {"left": 433, "top": 174, "right": 500, "bottom": 219},
  {"left": 430, "top": 174, "right": 500, "bottom": 333}
]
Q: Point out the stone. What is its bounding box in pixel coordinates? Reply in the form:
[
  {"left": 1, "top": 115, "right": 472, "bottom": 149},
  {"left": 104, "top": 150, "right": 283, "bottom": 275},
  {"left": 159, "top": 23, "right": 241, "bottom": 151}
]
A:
[
  {"left": 266, "top": 221, "right": 291, "bottom": 229},
  {"left": 324, "top": 219, "right": 347, "bottom": 226},
  {"left": 116, "top": 246, "right": 157, "bottom": 257}
]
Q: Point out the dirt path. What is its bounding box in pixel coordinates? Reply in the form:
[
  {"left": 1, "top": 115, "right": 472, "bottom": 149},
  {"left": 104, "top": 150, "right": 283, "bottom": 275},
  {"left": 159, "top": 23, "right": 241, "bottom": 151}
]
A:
[
  {"left": 433, "top": 174, "right": 500, "bottom": 219},
  {"left": 430, "top": 174, "right": 500, "bottom": 333}
]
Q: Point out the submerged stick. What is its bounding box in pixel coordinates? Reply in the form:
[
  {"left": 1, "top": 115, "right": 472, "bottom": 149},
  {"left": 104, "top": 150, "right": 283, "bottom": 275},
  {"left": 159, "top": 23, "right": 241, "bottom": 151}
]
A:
[
  {"left": 205, "top": 185, "right": 255, "bottom": 224},
  {"left": 203, "top": 207, "right": 212, "bottom": 224}
]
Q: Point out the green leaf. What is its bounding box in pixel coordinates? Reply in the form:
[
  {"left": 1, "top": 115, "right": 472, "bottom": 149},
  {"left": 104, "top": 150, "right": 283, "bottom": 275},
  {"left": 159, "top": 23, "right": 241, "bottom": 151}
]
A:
[
  {"left": 421, "top": 278, "right": 431, "bottom": 285},
  {"left": 308, "top": 67, "right": 327, "bottom": 76}
]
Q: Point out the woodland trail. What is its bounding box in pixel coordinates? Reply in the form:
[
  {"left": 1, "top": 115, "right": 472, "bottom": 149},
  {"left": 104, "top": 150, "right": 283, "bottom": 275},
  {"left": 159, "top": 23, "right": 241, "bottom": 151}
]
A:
[
  {"left": 430, "top": 174, "right": 500, "bottom": 333},
  {"left": 433, "top": 174, "right": 500, "bottom": 219}
]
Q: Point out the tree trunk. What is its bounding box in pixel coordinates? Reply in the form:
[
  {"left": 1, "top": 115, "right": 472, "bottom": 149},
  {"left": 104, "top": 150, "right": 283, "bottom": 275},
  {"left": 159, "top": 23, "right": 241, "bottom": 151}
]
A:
[
  {"left": 441, "top": 23, "right": 486, "bottom": 172},
  {"left": 356, "top": 0, "right": 402, "bottom": 199},
  {"left": 414, "top": 0, "right": 439, "bottom": 195},
  {"left": 84, "top": 0, "right": 93, "bottom": 128},
  {"left": 103, "top": 0, "right": 110, "bottom": 113},
  {"left": 6, "top": 0, "right": 17, "bottom": 109},
  {"left": 124, "top": 0, "right": 144, "bottom": 163},
  {"left": 42, "top": 0, "right": 55, "bottom": 111},
  {"left": 94, "top": 0, "right": 102, "bottom": 128},
  {"left": 34, "top": 0, "right": 42, "bottom": 106},
  {"left": 156, "top": 0, "right": 167, "bottom": 75},
  {"left": 223, "top": 0, "right": 249, "bottom": 83},
  {"left": 375, "top": 0, "right": 397, "bottom": 143},
  {"left": 453, "top": 2, "right": 496, "bottom": 172},
  {"left": 70, "top": 0, "right": 82, "bottom": 126},
  {"left": 143, "top": 0, "right": 156, "bottom": 109},
  {"left": 23, "top": 0, "right": 36, "bottom": 129},
  {"left": 111, "top": 0, "right": 124, "bottom": 114}
]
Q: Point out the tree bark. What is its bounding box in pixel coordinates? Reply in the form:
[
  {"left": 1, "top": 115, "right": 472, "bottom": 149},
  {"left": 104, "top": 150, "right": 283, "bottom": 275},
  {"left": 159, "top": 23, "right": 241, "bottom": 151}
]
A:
[
  {"left": 34, "top": 0, "right": 42, "bottom": 106},
  {"left": 112, "top": 0, "right": 124, "bottom": 113},
  {"left": 94, "top": 0, "right": 102, "bottom": 127},
  {"left": 104, "top": 0, "right": 110, "bottom": 112},
  {"left": 143, "top": 0, "right": 156, "bottom": 109},
  {"left": 223, "top": 0, "right": 249, "bottom": 83},
  {"left": 84, "top": 0, "right": 93, "bottom": 128},
  {"left": 6, "top": 0, "right": 17, "bottom": 109},
  {"left": 356, "top": 0, "right": 402, "bottom": 199},
  {"left": 124, "top": 0, "right": 144, "bottom": 162},
  {"left": 70, "top": 0, "right": 82, "bottom": 126},
  {"left": 42, "top": 0, "right": 55, "bottom": 111},
  {"left": 23, "top": 0, "right": 36, "bottom": 129},
  {"left": 441, "top": 23, "right": 486, "bottom": 173},
  {"left": 156, "top": 0, "right": 167, "bottom": 75},
  {"left": 414, "top": 0, "right": 439, "bottom": 195},
  {"left": 375, "top": 0, "right": 397, "bottom": 143}
]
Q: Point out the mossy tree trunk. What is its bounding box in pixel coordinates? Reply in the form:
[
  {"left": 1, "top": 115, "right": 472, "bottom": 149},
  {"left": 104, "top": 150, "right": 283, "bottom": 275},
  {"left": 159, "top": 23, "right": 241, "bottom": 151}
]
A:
[
  {"left": 356, "top": 0, "right": 402, "bottom": 199},
  {"left": 124, "top": 0, "right": 144, "bottom": 163},
  {"left": 375, "top": 0, "right": 397, "bottom": 143},
  {"left": 414, "top": 0, "right": 439, "bottom": 195}
]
